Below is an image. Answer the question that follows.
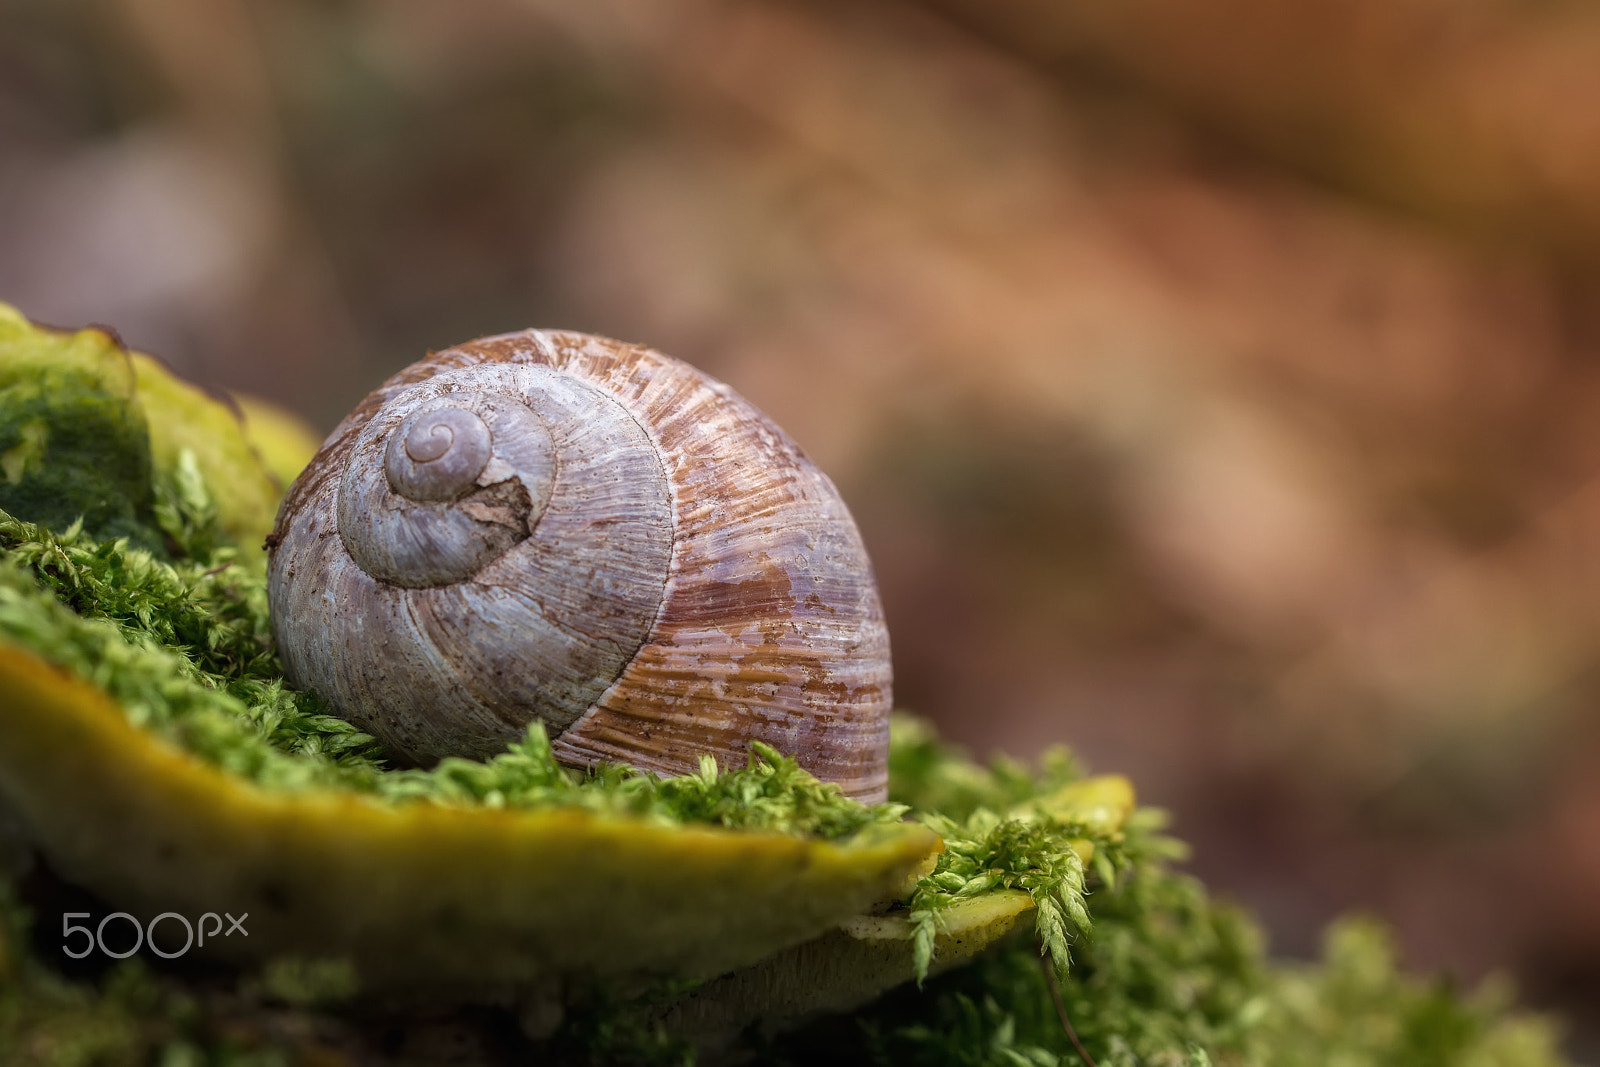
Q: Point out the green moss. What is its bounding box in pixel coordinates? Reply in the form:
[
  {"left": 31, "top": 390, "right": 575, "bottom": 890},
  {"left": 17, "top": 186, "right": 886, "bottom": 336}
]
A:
[
  {"left": 845, "top": 907, "right": 1566, "bottom": 1067},
  {"left": 889, "top": 713, "right": 1085, "bottom": 819},
  {"left": 887, "top": 714, "right": 1141, "bottom": 981},
  {"left": 0, "top": 309, "right": 156, "bottom": 549},
  {"left": 771, "top": 746, "right": 1568, "bottom": 1067},
  {"left": 0, "top": 303, "right": 288, "bottom": 563}
]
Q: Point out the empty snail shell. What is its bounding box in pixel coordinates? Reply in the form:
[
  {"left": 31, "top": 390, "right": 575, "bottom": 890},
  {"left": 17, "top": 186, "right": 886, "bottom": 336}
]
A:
[{"left": 267, "top": 330, "right": 892, "bottom": 801}]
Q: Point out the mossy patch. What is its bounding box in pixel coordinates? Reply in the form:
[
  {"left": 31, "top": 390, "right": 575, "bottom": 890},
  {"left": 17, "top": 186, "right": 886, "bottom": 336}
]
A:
[
  {"left": 0, "top": 303, "right": 289, "bottom": 562},
  {"left": 0, "top": 307, "right": 155, "bottom": 548}
]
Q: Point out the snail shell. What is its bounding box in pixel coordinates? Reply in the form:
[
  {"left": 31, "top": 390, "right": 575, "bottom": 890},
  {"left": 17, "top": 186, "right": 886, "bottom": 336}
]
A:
[{"left": 267, "top": 330, "right": 891, "bottom": 801}]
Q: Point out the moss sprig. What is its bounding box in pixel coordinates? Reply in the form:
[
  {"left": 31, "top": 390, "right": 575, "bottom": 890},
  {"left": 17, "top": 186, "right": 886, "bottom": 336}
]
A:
[
  {"left": 906, "top": 809, "right": 1094, "bottom": 983},
  {"left": 889, "top": 718, "right": 1165, "bottom": 985}
]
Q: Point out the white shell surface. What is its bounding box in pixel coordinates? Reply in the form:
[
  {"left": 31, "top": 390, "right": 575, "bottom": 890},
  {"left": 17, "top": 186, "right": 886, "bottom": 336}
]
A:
[{"left": 269, "top": 331, "right": 892, "bottom": 801}]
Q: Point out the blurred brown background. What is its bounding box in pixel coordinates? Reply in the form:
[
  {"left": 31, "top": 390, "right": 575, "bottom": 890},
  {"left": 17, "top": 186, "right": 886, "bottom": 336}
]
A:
[{"left": 3, "top": 0, "right": 1599, "bottom": 1055}]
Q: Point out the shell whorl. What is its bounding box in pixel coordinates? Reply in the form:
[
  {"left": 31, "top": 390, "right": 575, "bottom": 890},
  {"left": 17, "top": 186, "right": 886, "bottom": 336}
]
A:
[
  {"left": 268, "top": 330, "right": 891, "bottom": 801},
  {"left": 339, "top": 391, "right": 559, "bottom": 588},
  {"left": 385, "top": 405, "right": 494, "bottom": 501}
]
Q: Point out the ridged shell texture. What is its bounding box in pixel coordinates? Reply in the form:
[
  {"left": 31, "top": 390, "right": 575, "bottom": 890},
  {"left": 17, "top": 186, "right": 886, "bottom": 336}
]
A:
[{"left": 268, "top": 330, "right": 892, "bottom": 801}]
